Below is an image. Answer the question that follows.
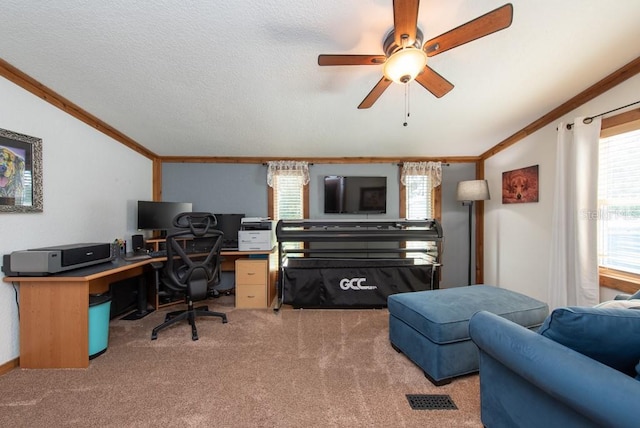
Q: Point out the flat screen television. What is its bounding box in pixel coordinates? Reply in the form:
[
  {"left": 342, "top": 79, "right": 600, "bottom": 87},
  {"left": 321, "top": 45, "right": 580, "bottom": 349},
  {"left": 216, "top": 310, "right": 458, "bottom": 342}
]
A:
[
  {"left": 324, "top": 175, "right": 387, "bottom": 214},
  {"left": 137, "top": 200, "right": 193, "bottom": 231},
  {"left": 213, "top": 213, "right": 245, "bottom": 249}
]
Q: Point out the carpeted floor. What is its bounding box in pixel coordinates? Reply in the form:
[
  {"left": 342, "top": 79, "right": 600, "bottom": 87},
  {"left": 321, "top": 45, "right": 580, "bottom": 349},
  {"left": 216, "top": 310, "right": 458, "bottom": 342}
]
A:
[{"left": 0, "top": 296, "right": 482, "bottom": 427}]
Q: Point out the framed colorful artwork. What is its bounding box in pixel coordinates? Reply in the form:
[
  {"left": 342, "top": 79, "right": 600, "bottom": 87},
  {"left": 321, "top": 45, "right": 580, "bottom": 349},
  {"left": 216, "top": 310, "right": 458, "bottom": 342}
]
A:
[{"left": 0, "top": 128, "right": 43, "bottom": 212}]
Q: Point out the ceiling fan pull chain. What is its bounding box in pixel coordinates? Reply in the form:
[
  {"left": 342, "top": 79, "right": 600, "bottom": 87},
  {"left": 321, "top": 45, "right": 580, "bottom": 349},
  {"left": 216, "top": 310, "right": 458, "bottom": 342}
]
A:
[{"left": 403, "top": 83, "right": 410, "bottom": 127}]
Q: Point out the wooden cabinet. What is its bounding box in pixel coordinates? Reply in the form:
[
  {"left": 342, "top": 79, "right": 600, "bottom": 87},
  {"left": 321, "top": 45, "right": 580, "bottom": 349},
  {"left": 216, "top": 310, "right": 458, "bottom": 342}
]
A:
[{"left": 235, "top": 259, "right": 269, "bottom": 308}]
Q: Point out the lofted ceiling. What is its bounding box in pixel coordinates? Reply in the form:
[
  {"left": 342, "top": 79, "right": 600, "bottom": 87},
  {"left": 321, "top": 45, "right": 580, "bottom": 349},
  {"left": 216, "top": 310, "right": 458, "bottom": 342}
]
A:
[{"left": 1, "top": 0, "right": 639, "bottom": 159}]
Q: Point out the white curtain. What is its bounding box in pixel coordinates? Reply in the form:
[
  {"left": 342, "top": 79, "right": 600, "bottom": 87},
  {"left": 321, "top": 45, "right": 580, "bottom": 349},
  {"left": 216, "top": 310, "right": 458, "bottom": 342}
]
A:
[
  {"left": 548, "top": 117, "right": 602, "bottom": 309},
  {"left": 266, "top": 161, "right": 310, "bottom": 188},
  {"left": 401, "top": 161, "right": 442, "bottom": 188}
]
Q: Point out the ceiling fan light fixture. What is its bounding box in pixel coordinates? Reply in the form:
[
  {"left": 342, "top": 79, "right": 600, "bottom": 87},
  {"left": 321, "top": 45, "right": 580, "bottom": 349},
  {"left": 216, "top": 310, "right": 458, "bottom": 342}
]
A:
[{"left": 383, "top": 47, "right": 427, "bottom": 84}]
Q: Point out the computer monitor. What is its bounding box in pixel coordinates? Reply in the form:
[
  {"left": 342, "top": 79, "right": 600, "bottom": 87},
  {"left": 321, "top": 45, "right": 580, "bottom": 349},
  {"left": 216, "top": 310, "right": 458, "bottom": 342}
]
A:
[
  {"left": 213, "top": 214, "right": 244, "bottom": 249},
  {"left": 137, "top": 201, "right": 193, "bottom": 231}
]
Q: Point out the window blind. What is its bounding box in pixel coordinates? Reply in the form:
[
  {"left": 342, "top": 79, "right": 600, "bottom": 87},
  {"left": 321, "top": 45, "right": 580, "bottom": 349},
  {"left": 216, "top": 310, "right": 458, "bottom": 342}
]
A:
[
  {"left": 273, "top": 175, "right": 304, "bottom": 221},
  {"left": 598, "top": 128, "right": 640, "bottom": 274},
  {"left": 273, "top": 175, "right": 304, "bottom": 251},
  {"left": 404, "top": 175, "right": 434, "bottom": 254},
  {"left": 405, "top": 175, "right": 433, "bottom": 220}
]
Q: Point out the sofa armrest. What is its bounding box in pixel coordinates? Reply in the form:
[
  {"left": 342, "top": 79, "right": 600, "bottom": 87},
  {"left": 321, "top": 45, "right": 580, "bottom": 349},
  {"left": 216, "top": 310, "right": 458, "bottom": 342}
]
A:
[{"left": 469, "top": 310, "right": 640, "bottom": 428}]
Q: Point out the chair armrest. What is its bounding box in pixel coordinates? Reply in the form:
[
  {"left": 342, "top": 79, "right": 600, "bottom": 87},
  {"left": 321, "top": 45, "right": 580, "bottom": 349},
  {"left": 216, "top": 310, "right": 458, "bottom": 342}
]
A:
[{"left": 469, "top": 310, "right": 640, "bottom": 427}]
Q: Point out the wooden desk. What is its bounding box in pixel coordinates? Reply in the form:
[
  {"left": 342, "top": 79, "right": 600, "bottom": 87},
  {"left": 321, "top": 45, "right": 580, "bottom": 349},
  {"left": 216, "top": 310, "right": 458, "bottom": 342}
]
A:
[{"left": 3, "top": 249, "right": 275, "bottom": 369}]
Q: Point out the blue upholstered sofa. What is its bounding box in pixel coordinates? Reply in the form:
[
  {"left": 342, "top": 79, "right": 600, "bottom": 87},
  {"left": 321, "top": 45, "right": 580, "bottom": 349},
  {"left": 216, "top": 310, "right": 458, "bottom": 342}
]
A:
[{"left": 469, "top": 303, "right": 640, "bottom": 428}]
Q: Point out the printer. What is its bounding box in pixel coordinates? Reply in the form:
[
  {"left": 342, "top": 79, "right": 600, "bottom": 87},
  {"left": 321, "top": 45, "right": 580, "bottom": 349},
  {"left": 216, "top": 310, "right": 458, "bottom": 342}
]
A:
[
  {"left": 7, "top": 243, "right": 114, "bottom": 276},
  {"left": 238, "top": 217, "right": 274, "bottom": 251}
]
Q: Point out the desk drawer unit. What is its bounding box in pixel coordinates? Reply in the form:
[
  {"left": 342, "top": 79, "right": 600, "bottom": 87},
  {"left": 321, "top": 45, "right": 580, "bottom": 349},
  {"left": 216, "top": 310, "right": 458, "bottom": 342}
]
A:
[{"left": 235, "top": 259, "right": 268, "bottom": 308}]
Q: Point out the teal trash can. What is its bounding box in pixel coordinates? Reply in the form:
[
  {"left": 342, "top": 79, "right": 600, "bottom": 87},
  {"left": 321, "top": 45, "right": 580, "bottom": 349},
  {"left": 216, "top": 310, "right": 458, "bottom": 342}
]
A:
[{"left": 89, "top": 293, "right": 112, "bottom": 359}]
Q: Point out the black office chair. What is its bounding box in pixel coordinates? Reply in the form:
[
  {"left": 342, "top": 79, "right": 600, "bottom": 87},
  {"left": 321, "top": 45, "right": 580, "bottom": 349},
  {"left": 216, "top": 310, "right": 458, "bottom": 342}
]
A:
[{"left": 151, "top": 212, "right": 228, "bottom": 341}]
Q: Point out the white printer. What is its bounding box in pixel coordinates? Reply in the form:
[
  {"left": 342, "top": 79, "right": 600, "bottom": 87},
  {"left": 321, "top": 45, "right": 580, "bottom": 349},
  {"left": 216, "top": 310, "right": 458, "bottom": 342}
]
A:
[{"left": 238, "top": 217, "right": 274, "bottom": 251}]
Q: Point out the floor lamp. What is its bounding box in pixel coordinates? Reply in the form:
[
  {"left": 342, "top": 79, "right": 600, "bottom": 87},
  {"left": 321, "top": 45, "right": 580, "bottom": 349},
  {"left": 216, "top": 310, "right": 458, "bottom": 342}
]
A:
[{"left": 456, "top": 180, "right": 490, "bottom": 285}]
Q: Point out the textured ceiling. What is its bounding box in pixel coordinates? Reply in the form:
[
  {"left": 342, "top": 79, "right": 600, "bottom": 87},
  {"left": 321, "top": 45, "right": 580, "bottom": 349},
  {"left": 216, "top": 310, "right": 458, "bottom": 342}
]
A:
[{"left": 1, "top": 0, "right": 639, "bottom": 158}]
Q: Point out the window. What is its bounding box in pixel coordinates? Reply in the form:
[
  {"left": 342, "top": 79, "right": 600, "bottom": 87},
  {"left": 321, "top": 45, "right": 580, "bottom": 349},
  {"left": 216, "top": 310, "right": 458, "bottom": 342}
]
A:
[
  {"left": 266, "top": 161, "right": 309, "bottom": 223},
  {"left": 399, "top": 161, "right": 441, "bottom": 221},
  {"left": 269, "top": 174, "right": 308, "bottom": 252},
  {"left": 401, "top": 173, "right": 440, "bottom": 258},
  {"left": 598, "top": 127, "right": 640, "bottom": 274},
  {"left": 597, "top": 110, "right": 640, "bottom": 293}
]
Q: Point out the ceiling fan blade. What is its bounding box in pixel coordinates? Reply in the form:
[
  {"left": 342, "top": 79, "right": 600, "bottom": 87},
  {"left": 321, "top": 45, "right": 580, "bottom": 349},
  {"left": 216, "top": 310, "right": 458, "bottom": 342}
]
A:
[
  {"left": 393, "top": 0, "right": 420, "bottom": 46},
  {"left": 423, "top": 3, "right": 513, "bottom": 57},
  {"left": 415, "top": 66, "right": 454, "bottom": 98},
  {"left": 358, "top": 77, "right": 392, "bottom": 109},
  {"left": 318, "top": 54, "right": 386, "bottom": 66}
]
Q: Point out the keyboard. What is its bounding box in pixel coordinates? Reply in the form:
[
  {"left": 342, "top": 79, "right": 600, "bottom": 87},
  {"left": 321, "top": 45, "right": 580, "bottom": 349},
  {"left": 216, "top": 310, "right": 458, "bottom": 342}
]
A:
[
  {"left": 123, "top": 252, "right": 152, "bottom": 261},
  {"left": 149, "top": 248, "right": 209, "bottom": 257}
]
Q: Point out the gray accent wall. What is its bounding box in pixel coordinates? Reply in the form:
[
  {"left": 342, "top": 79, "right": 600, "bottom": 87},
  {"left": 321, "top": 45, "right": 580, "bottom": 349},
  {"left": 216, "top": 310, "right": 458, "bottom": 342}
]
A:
[
  {"left": 440, "top": 163, "right": 478, "bottom": 288},
  {"left": 163, "top": 163, "right": 268, "bottom": 216},
  {"left": 162, "top": 161, "right": 476, "bottom": 288}
]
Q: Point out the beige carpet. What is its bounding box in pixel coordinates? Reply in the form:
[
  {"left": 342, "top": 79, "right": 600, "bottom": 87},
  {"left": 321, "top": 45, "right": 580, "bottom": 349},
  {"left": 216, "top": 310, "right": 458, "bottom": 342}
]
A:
[{"left": 0, "top": 296, "right": 482, "bottom": 427}]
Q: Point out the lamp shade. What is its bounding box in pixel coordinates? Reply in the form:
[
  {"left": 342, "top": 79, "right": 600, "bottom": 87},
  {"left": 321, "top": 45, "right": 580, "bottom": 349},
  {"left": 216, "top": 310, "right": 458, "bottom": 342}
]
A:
[
  {"left": 456, "top": 180, "right": 490, "bottom": 202},
  {"left": 383, "top": 48, "right": 427, "bottom": 84}
]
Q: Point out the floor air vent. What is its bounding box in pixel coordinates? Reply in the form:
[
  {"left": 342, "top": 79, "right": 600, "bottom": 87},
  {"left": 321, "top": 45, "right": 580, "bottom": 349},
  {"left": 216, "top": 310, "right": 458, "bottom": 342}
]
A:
[{"left": 406, "top": 394, "right": 458, "bottom": 410}]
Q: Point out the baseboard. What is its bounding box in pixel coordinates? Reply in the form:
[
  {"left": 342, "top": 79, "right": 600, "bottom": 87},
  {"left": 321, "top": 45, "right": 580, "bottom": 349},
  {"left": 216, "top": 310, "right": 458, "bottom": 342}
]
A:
[{"left": 0, "top": 357, "right": 19, "bottom": 376}]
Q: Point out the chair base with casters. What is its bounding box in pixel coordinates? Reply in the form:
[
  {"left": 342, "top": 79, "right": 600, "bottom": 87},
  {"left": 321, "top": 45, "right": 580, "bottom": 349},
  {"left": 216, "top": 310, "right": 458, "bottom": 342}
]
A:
[{"left": 151, "top": 298, "right": 228, "bottom": 341}]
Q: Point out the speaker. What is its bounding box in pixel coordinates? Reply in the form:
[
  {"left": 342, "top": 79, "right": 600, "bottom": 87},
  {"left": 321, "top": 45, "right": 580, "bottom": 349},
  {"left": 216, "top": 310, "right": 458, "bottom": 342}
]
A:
[{"left": 132, "top": 234, "right": 144, "bottom": 251}]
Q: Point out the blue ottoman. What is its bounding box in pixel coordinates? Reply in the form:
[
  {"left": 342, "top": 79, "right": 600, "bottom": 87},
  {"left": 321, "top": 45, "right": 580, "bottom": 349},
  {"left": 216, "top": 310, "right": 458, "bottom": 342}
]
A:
[{"left": 388, "top": 285, "right": 548, "bottom": 385}]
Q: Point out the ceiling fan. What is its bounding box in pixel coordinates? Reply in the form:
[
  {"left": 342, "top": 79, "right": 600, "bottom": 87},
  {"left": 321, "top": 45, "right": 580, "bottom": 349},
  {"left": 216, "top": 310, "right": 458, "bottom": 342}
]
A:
[{"left": 318, "top": 1, "right": 513, "bottom": 109}]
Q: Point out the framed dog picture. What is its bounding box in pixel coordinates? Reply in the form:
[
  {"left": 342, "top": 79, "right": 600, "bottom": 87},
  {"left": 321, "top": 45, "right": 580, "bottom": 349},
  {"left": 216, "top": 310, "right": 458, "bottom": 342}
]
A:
[
  {"left": 0, "top": 128, "right": 43, "bottom": 213},
  {"left": 502, "top": 165, "right": 539, "bottom": 204}
]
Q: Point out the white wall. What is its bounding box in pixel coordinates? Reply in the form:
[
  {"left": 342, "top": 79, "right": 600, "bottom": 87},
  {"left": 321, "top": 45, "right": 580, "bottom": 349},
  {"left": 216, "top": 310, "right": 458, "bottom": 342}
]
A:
[
  {"left": 0, "top": 77, "right": 153, "bottom": 366},
  {"left": 484, "top": 73, "right": 640, "bottom": 303}
]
